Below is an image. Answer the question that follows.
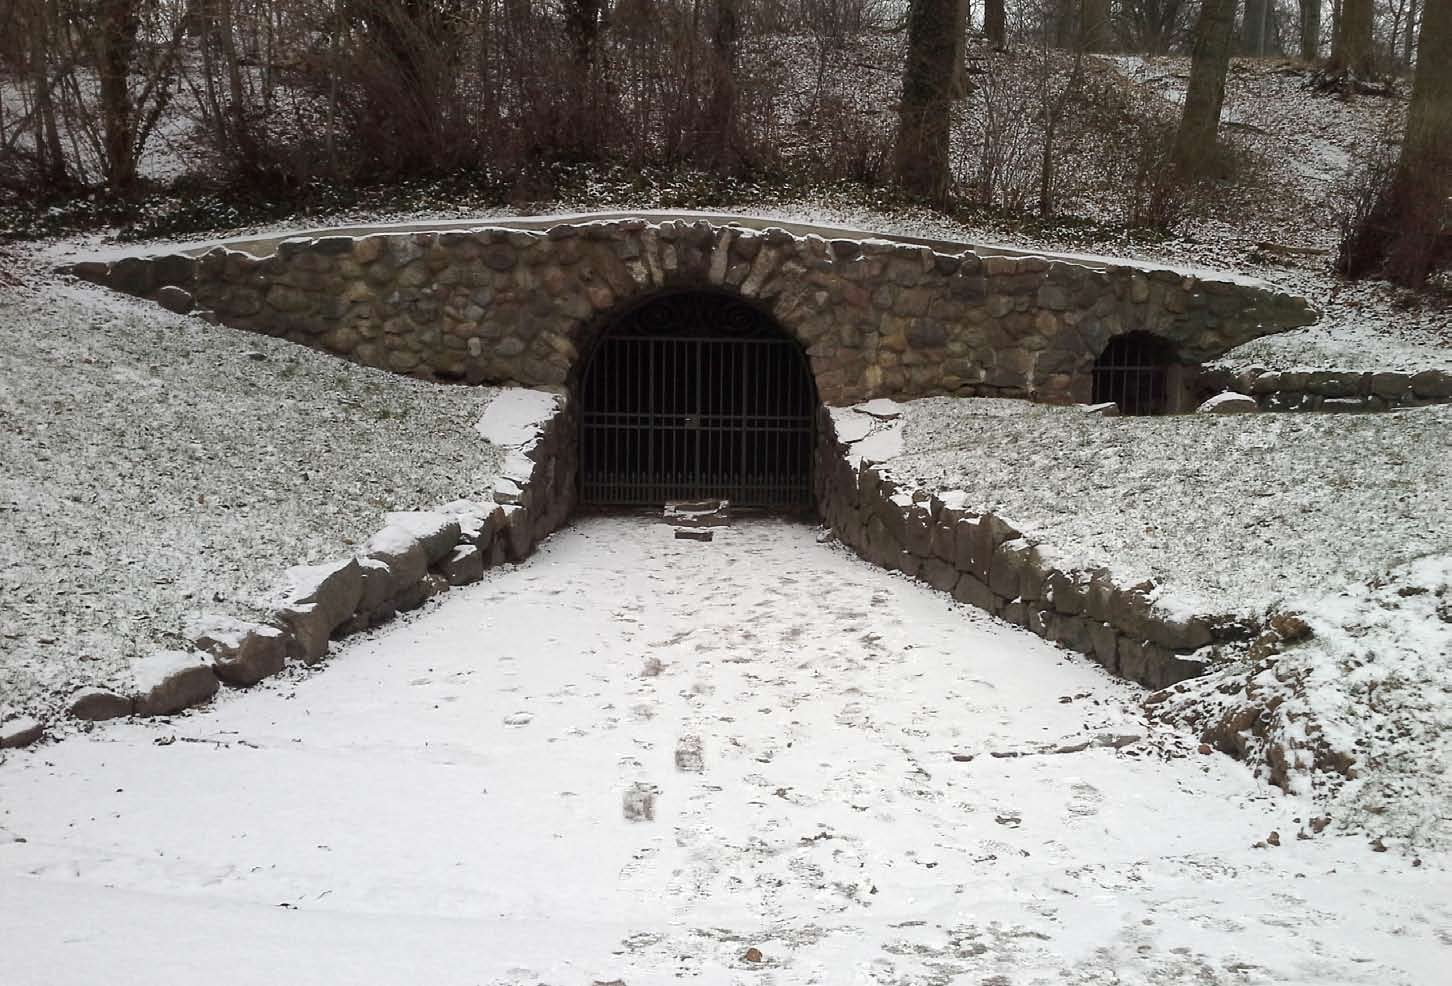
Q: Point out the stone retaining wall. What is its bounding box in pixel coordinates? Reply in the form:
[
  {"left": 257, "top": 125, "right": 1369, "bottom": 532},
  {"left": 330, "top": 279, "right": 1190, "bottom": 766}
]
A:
[
  {"left": 815, "top": 408, "right": 1242, "bottom": 690},
  {"left": 1200, "top": 366, "right": 1452, "bottom": 411},
  {"left": 49, "top": 393, "right": 578, "bottom": 735},
  {"left": 66, "top": 219, "right": 1315, "bottom": 407}
]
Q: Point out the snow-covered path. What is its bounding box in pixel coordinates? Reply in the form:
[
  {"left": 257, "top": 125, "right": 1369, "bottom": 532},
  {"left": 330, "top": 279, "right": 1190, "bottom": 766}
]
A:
[{"left": 1, "top": 518, "right": 1446, "bottom": 985}]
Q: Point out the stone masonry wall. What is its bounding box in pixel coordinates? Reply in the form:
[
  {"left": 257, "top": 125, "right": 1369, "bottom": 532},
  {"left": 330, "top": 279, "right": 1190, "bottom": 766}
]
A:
[
  {"left": 67, "top": 219, "right": 1316, "bottom": 407},
  {"left": 814, "top": 408, "right": 1242, "bottom": 691},
  {"left": 50, "top": 393, "right": 578, "bottom": 735},
  {"left": 1199, "top": 365, "right": 1452, "bottom": 411}
]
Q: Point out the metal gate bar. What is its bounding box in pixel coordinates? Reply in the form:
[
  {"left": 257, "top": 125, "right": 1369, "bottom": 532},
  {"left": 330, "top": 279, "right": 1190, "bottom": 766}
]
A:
[
  {"left": 1092, "top": 332, "right": 1176, "bottom": 415},
  {"left": 579, "top": 294, "right": 815, "bottom": 508}
]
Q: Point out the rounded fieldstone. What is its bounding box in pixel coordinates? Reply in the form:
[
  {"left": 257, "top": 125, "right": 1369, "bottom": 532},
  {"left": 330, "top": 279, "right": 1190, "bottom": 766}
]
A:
[
  {"left": 69, "top": 688, "right": 134, "bottom": 721},
  {"left": 154, "top": 285, "right": 194, "bottom": 314},
  {"left": 1197, "top": 392, "right": 1259, "bottom": 414},
  {"left": 0, "top": 715, "right": 44, "bottom": 749},
  {"left": 1411, "top": 369, "right": 1452, "bottom": 399}
]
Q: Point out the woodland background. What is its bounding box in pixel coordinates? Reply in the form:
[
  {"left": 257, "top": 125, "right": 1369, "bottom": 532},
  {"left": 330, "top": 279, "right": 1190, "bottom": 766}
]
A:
[{"left": 0, "top": 1, "right": 1446, "bottom": 286}]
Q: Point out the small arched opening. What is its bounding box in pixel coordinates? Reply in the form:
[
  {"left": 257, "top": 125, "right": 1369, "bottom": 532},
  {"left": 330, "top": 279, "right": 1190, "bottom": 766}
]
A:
[
  {"left": 1092, "top": 332, "right": 1184, "bottom": 415},
  {"left": 577, "top": 289, "right": 817, "bottom": 509}
]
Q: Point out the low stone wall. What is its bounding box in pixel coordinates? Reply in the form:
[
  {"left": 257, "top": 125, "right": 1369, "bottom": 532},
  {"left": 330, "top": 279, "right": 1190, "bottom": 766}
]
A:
[
  {"left": 65, "top": 218, "right": 1316, "bottom": 407},
  {"left": 1200, "top": 366, "right": 1452, "bottom": 411},
  {"left": 815, "top": 407, "right": 1239, "bottom": 690},
  {"left": 46, "top": 392, "right": 578, "bottom": 737}
]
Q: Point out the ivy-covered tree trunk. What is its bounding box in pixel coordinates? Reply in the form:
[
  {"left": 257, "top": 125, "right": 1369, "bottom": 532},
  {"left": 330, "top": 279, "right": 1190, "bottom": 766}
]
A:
[
  {"left": 1172, "top": 0, "right": 1237, "bottom": 178},
  {"left": 1340, "top": 0, "right": 1452, "bottom": 286},
  {"left": 893, "top": 0, "right": 962, "bottom": 203}
]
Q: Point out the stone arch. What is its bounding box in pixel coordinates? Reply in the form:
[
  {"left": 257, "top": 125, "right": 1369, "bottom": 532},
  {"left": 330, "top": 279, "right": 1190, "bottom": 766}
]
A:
[
  {"left": 575, "top": 286, "right": 819, "bottom": 509},
  {"left": 64, "top": 217, "right": 1317, "bottom": 411},
  {"left": 551, "top": 223, "right": 841, "bottom": 403}
]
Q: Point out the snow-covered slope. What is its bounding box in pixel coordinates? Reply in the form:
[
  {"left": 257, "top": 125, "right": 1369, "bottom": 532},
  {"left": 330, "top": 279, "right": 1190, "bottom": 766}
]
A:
[{"left": 0, "top": 272, "right": 506, "bottom": 722}]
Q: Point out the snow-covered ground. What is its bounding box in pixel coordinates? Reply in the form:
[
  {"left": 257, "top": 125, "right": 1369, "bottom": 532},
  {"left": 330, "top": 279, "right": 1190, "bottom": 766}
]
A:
[
  {"left": 857, "top": 397, "right": 1451, "bottom": 846},
  {"left": 0, "top": 271, "right": 506, "bottom": 723},
  {"left": 1151, "top": 551, "right": 1452, "bottom": 850},
  {"left": 2, "top": 517, "right": 1446, "bottom": 986},
  {"left": 884, "top": 397, "right": 1452, "bottom": 619}
]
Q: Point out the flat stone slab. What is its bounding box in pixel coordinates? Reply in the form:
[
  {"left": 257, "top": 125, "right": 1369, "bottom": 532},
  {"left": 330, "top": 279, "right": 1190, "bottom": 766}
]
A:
[{"left": 664, "top": 500, "right": 731, "bottom": 528}]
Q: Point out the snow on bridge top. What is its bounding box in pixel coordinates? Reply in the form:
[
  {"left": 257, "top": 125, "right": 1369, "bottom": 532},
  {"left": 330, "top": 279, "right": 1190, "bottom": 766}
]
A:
[{"left": 62, "top": 212, "right": 1316, "bottom": 407}]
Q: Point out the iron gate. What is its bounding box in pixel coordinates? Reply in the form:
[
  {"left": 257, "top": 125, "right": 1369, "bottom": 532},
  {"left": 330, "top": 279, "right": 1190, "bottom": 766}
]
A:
[
  {"left": 579, "top": 292, "right": 816, "bottom": 508},
  {"left": 1092, "top": 331, "right": 1178, "bottom": 415}
]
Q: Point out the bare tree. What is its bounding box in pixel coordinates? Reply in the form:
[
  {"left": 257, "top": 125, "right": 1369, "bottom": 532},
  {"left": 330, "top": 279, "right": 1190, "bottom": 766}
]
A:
[
  {"left": 1116, "top": 0, "right": 1191, "bottom": 55},
  {"left": 705, "top": 0, "right": 741, "bottom": 167},
  {"left": 1082, "top": 0, "right": 1112, "bottom": 51},
  {"left": 1298, "top": 0, "right": 1321, "bottom": 60},
  {"left": 87, "top": 0, "right": 188, "bottom": 194},
  {"left": 562, "top": 0, "right": 606, "bottom": 158},
  {"left": 1172, "top": 0, "right": 1237, "bottom": 178},
  {"left": 1328, "top": 0, "right": 1375, "bottom": 76},
  {"left": 894, "top": 0, "right": 964, "bottom": 202},
  {"left": 1242, "top": 0, "right": 1270, "bottom": 55},
  {"left": 1339, "top": 0, "right": 1451, "bottom": 285},
  {"left": 951, "top": 0, "right": 974, "bottom": 97},
  {"left": 1405, "top": 0, "right": 1422, "bottom": 64},
  {"left": 1389, "top": 0, "right": 1422, "bottom": 67},
  {"left": 1035, "top": 19, "right": 1088, "bottom": 215},
  {"left": 985, "top": 0, "right": 1007, "bottom": 49},
  {"left": 8, "top": 0, "right": 69, "bottom": 189}
]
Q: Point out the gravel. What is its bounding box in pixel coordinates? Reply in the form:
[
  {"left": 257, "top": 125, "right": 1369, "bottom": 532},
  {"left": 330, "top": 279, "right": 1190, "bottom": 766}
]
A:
[
  {"left": 0, "top": 271, "right": 505, "bottom": 721},
  {"left": 882, "top": 396, "right": 1452, "bottom": 618}
]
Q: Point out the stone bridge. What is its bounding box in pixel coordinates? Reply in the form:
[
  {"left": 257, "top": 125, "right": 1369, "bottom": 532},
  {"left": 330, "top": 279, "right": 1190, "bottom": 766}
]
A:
[{"left": 65, "top": 213, "right": 1315, "bottom": 406}]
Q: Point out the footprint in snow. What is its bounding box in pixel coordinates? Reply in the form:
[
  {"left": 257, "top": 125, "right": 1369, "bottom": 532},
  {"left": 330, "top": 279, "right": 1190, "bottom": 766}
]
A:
[{"left": 1067, "top": 782, "right": 1103, "bottom": 818}]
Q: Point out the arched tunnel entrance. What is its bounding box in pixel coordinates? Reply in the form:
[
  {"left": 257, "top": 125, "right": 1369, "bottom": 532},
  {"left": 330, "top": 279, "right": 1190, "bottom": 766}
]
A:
[
  {"left": 1092, "top": 331, "right": 1184, "bottom": 415},
  {"left": 578, "top": 290, "right": 817, "bottom": 509}
]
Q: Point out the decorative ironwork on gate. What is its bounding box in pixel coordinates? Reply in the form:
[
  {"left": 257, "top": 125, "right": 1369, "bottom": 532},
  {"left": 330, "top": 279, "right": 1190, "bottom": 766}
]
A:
[
  {"left": 579, "top": 291, "right": 816, "bottom": 508},
  {"left": 1092, "top": 331, "right": 1179, "bottom": 415}
]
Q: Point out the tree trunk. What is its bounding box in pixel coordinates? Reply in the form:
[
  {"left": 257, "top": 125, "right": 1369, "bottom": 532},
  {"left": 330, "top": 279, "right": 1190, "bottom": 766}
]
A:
[
  {"left": 894, "top": 0, "right": 961, "bottom": 203},
  {"left": 951, "top": 0, "right": 973, "bottom": 98},
  {"left": 217, "top": 0, "right": 259, "bottom": 176},
  {"left": 1342, "top": 0, "right": 1452, "bottom": 285},
  {"left": 1404, "top": 0, "right": 1421, "bottom": 65},
  {"left": 1082, "top": 0, "right": 1112, "bottom": 52},
  {"left": 1243, "top": 0, "right": 1269, "bottom": 55},
  {"left": 28, "top": 0, "right": 67, "bottom": 188},
  {"left": 1173, "top": 0, "right": 1237, "bottom": 178},
  {"left": 1329, "top": 0, "right": 1375, "bottom": 76},
  {"left": 563, "top": 0, "right": 605, "bottom": 158},
  {"left": 96, "top": 0, "right": 141, "bottom": 194},
  {"left": 985, "top": 0, "right": 1006, "bottom": 50},
  {"left": 1299, "top": 0, "right": 1321, "bottom": 60},
  {"left": 706, "top": 0, "right": 740, "bottom": 167}
]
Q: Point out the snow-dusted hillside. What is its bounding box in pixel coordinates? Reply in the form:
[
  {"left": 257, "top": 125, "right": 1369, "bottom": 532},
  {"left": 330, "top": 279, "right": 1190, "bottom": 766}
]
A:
[
  {"left": 0, "top": 269, "right": 505, "bottom": 724},
  {"left": 849, "top": 395, "right": 1451, "bottom": 848}
]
